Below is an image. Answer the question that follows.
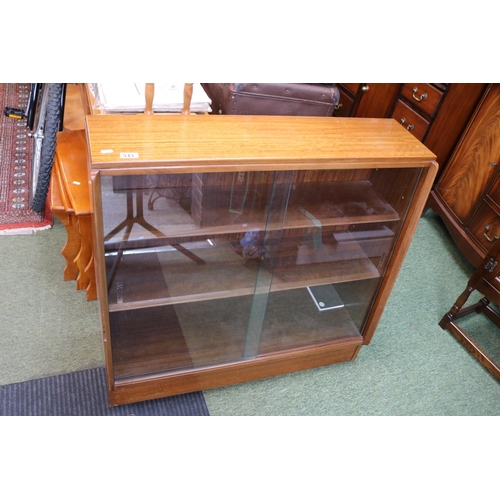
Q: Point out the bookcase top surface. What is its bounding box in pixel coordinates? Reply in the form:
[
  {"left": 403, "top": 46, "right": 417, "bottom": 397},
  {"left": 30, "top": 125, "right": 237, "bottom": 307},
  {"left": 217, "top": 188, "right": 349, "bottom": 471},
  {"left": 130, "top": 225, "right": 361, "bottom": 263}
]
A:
[{"left": 85, "top": 114, "right": 436, "bottom": 171}]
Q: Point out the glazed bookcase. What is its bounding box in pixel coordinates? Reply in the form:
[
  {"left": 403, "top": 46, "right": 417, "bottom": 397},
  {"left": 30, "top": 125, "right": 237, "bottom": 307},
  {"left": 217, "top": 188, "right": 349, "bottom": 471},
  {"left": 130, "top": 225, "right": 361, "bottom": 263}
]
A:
[{"left": 85, "top": 114, "right": 437, "bottom": 406}]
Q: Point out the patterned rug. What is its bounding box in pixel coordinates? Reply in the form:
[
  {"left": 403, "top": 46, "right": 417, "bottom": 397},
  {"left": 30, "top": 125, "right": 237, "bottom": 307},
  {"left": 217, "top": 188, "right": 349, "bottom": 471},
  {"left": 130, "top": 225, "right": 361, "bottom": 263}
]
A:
[{"left": 0, "top": 83, "right": 53, "bottom": 234}]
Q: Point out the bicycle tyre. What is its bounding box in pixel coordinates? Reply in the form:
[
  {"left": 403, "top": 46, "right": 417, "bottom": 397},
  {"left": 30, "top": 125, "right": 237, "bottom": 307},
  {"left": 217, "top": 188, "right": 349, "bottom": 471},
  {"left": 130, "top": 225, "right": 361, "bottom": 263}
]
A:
[
  {"left": 30, "top": 83, "right": 63, "bottom": 212},
  {"left": 29, "top": 84, "right": 50, "bottom": 209}
]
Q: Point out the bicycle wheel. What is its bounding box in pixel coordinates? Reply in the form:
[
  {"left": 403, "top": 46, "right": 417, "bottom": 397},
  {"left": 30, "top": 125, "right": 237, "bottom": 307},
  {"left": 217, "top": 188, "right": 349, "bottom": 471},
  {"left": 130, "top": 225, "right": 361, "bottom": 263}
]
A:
[{"left": 30, "top": 83, "right": 64, "bottom": 212}]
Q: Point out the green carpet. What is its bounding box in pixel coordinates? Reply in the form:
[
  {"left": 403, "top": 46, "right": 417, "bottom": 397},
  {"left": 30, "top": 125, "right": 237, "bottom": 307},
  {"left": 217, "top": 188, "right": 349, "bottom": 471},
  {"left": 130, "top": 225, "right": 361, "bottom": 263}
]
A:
[
  {"left": 202, "top": 210, "right": 500, "bottom": 415},
  {"left": 0, "top": 219, "right": 104, "bottom": 385},
  {"left": 1, "top": 210, "right": 499, "bottom": 415}
]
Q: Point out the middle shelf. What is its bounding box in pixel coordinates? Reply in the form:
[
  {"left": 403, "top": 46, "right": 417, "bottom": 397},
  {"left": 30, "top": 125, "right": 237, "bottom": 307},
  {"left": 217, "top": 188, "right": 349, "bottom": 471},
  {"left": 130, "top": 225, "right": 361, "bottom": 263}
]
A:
[{"left": 105, "top": 229, "right": 386, "bottom": 311}]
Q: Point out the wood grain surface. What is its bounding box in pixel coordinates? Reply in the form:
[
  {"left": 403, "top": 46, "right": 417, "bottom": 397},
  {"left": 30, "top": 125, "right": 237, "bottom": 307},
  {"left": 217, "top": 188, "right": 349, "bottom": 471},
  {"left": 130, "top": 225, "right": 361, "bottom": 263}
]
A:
[{"left": 86, "top": 114, "right": 436, "bottom": 171}]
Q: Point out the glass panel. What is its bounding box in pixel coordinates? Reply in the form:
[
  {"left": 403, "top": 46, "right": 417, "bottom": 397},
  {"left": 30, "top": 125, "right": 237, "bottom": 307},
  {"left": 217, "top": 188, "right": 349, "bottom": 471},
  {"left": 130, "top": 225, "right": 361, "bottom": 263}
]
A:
[
  {"left": 99, "top": 167, "right": 423, "bottom": 377},
  {"left": 100, "top": 171, "right": 290, "bottom": 379},
  {"left": 257, "top": 167, "right": 423, "bottom": 355},
  {"left": 243, "top": 171, "right": 294, "bottom": 358}
]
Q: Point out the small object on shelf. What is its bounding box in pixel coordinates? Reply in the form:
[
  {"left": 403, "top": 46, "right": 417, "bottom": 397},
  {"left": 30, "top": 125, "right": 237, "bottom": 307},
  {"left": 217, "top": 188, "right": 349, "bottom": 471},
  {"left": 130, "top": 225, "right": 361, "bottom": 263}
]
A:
[{"left": 307, "top": 285, "right": 344, "bottom": 311}]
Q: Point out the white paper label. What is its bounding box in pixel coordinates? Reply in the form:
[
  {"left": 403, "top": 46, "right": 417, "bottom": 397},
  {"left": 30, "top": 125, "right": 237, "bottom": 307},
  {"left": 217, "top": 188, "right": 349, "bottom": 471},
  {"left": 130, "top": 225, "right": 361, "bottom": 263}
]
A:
[{"left": 120, "top": 152, "right": 139, "bottom": 159}]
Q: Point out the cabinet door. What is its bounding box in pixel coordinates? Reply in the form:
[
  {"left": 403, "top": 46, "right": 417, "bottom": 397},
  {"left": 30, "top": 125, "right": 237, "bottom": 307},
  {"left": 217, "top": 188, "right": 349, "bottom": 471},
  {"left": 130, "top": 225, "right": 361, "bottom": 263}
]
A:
[
  {"left": 354, "top": 84, "right": 400, "bottom": 117},
  {"left": 96, "top": 166, "right": 425, "bottom": 380},
  {"left": 333, "top": 84, "right": 400, "bottom": 118},
  {"left": 98, "top": 171, "right": 292, "bottom": 379},
  {"left": 436, "top": 84, "right": 500, "bottom": 222},
  {"left": 424, "top": 83, "right": 488, "bottom": 174},
  {"left": 254, "top": 167, "right": 425, "bottom": 357},
  {"left": 333, "top": 87, "right": 354, "bottom": 117}
]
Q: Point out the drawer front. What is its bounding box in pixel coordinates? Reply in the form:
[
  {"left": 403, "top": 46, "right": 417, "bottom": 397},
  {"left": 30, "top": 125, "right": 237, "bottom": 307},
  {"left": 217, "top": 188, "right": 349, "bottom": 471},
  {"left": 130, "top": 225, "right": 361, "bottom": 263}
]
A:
[
  {"left": 468, "top": 201, "right": 500, "bottom": 252},
  {"left": 332, "top": 87, "right": 354, "bottom": 117},
  {"left": 400, "top": 83, "right": 443, "bottom": 117},
  {"left": 391, "top": 99, "right": 429, "bottom": 141}
]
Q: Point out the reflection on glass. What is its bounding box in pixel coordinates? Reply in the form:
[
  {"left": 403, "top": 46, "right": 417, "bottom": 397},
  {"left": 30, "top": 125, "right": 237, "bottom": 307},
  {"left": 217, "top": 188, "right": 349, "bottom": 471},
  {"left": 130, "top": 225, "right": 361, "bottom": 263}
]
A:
[{"left": 99, "top": 167, "right": 423, "bottom": 380}]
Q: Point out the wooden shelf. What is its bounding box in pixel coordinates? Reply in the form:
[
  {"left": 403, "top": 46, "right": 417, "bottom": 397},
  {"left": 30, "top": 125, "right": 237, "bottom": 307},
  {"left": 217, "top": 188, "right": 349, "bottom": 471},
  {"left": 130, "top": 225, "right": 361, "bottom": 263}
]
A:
[
  {"left": 110, "top": 305, "right": 194, "bottom": 379},
  {"left": 103, "top": 179, "right": 399, "bottom": 253},
  {"left": 111, "top": 287, "right": 363, "bottom": 380},
  {"left": 106, "top": 237, "right": 380, "bottom": 312}
]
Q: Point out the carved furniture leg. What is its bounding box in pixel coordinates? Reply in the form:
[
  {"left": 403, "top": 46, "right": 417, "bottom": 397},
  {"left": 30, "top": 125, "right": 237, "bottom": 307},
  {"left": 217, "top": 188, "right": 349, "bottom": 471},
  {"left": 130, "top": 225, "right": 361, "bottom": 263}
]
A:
[
  {"left": 439, "top": 247, "right": 500, "bottom": 381},
  {"left": 72, "top": 212, "right": 90, "bottom": 291},
  {"left": 50, "top": 161, "right": 80, "bottom": 281},
  {"left": 78, "top": 213, "right": 96, "bottom": 301}
]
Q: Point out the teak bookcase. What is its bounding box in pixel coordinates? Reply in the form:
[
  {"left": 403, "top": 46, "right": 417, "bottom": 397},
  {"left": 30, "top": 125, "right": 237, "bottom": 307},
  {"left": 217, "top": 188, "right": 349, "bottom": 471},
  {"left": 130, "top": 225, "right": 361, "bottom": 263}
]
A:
[{"left": 85, "top": 114, "right": 437, "bottom": 406}]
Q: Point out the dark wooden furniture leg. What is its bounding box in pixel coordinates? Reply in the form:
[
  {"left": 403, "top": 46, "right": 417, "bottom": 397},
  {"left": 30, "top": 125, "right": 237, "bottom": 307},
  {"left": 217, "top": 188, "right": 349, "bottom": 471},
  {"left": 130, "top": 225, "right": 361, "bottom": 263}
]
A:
[{"left": 439, "top": 240, "right": 500, "bottom": 381}]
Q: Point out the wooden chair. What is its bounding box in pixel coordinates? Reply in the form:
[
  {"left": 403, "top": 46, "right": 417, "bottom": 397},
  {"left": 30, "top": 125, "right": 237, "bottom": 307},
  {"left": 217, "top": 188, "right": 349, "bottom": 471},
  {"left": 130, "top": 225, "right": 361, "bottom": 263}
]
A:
[
  {"left": 145, "top": 82, "right": 193, "bottom": 115},
  {"left": 439, "top": 237, "right": 500, "bottom": 380}
]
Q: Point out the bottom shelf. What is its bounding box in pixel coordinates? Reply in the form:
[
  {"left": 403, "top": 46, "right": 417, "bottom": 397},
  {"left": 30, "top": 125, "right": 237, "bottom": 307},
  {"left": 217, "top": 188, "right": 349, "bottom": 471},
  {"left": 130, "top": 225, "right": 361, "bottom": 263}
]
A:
[
  {"left": 110, "top": 335, "right": 363, "bottom": 406},
  {"left": 110, "top": 305, "right": 194, "bottom": 378},
  {"left": 110, "top": 285, "right": 367, "bottom": 381}
]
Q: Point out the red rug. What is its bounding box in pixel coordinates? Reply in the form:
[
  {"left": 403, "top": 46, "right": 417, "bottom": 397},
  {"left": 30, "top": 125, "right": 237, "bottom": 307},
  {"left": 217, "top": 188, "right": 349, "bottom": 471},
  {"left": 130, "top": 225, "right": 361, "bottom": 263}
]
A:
[{"left": 0, "top": 83, "right": 53, "bottom": 234}]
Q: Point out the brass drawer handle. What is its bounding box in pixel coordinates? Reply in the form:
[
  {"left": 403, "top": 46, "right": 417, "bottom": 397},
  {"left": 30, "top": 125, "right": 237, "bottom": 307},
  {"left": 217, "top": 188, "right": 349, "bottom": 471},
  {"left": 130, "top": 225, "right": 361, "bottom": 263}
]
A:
[
  {"left": 400, "top": 117, "right": 414, "bottom": 131},
  {"left": 361, "top": 85, "right": 369, "bottom": 93},
  {"left": 484, "top": 225, "right": 499, "bottom": 242},
  {"left": 412, "top": 87, "right": 428, "bottom": 102}
]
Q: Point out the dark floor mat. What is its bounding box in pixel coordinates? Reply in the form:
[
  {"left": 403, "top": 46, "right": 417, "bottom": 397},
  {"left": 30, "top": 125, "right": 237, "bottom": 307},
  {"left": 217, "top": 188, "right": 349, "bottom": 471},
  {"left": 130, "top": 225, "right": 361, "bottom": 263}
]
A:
[{"left": 0, "top": 367, "right": 209, "bottom": 416}]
